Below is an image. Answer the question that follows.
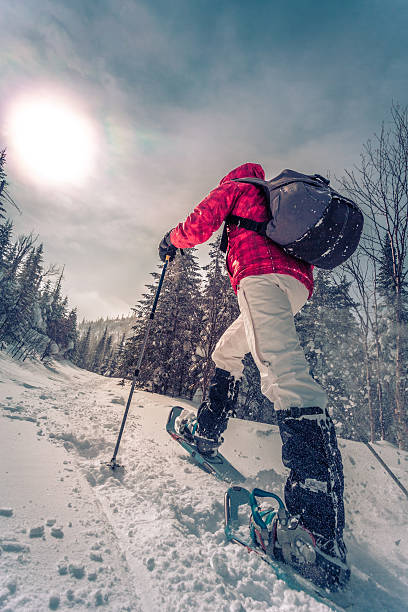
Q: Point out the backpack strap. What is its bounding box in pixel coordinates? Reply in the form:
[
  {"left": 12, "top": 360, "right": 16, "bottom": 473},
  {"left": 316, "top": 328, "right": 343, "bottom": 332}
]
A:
[
  {"left": 220, "top": 178, "right": 271, "bottom": 253},
  {"left": 220, "top": 215, "right": 269, "bottom": 253},
  {"left": 220, "top": 223, "right": 229, "bottom": 253},
  {"left": 227, "top": 214, "right": 269, "bottom": 234}
]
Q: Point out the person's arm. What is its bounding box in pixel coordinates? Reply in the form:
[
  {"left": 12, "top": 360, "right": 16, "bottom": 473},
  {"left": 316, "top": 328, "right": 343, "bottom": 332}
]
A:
[{"left": 169, "top": 182, "right": 239, "bottom": 248}]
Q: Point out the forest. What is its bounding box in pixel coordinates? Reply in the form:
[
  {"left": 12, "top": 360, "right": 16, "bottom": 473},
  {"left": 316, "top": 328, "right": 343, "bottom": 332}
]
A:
[{"left": 1, "top": 105, "right": 407, "bottom": 449}]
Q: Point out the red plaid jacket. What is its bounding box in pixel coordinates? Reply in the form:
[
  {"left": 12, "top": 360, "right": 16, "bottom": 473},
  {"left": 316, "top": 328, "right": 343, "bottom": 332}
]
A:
[{"left": 170, "top": 163, "right": 314, "bottom": 297}]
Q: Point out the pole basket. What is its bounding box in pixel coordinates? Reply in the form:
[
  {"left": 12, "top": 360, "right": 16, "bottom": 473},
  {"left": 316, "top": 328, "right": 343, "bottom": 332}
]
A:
[{"left": 104, "top": 457, "right": 124, "bottom": 470}]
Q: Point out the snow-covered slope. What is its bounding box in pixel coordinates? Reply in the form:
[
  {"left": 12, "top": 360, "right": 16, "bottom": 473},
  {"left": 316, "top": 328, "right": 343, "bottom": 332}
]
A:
[{"left": 0, "top": 355, "right": 407, "bottom": 611}]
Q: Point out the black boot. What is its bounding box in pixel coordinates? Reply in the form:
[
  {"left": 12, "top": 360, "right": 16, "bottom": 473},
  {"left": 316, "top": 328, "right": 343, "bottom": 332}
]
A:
[
  {"left": 276, "top": 406, "right": 349, "bottom": 590},
  {"left": 174, "top": 369, "right": 240, "bottom": 456},
  {"left": 197, "top": 368, "right": 240, "bottom": 438}
]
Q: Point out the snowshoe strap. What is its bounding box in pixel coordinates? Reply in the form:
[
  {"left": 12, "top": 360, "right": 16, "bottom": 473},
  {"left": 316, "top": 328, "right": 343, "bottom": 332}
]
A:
[
  {"left": 249, "top": 488, "right": 285, "bottom": 530},
  {"left": 250, "top": 489, "right": 316, "bottom": 565}
]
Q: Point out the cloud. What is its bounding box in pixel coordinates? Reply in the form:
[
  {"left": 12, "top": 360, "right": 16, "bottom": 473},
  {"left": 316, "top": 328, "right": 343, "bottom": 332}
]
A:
[{"left": 1, "top": 0, "right": 408, "bottom": 319}]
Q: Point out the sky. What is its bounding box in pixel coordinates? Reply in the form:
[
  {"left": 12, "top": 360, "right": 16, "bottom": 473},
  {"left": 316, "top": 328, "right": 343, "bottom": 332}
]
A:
[{"left": 1, "top": 0, "right": 408, "bottom": 320}]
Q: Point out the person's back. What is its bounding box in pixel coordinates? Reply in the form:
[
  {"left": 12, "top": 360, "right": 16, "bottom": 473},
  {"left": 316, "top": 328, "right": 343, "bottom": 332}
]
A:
[{"left": 217, "top": 163, "right": 313, "bottom": 297}]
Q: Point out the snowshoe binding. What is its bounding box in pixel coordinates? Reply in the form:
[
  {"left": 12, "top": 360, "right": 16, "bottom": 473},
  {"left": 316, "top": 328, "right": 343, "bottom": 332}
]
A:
[
  {"left": 174, "top": 408, "right": 223, "bottom": 456},
  {"left": 249, "top": 488, "right": 350, "bottom": 593}
]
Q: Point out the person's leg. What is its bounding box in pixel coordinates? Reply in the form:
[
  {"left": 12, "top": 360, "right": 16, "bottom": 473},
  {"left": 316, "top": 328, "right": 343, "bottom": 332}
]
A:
[
  {"left": 196, "top": 314, "right": 248, "bottom": 437},
  {"left": 211, "top": 314, "right": 248, "bottom": 380},
  {"left": 176, "top": 314, "right": 249, "bottom": 452},
  {"left": 237, "top": 274, "right": 345, "bottom": 552},
  {"left": 277, "top": 408, "right": 345, "bottom": 553},
  {"left": 238, "top": 274, "right": 327, "bottom": 411}
]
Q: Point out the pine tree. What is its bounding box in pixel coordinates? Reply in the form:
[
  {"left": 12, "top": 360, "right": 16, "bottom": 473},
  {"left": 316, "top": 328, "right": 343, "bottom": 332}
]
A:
[
  {"left": 110, "top": 332, "right": 127, "bottom": 376},
  {"left": 0, "top": 244, "right": 44, "bottom": 347},
  {"left": 65, "top": 308, "right": 78, "bottom": 359},
  {"left": 0, "top": 221, "right": 15, "bottom": 343},
  {"left": 0, "top": 234, "right": 36, "bottom": 338},
  {"left": 0, "top": 219, "right": 13, "bottom": 273},
  {"left": 46, "top": 270, "right": 65, "bottom": 346},
  {"left": 0, "top": 150, "right": 8, "bottom": 221},
  {"left": 198, "top": 236, "right": 240, "bottom": 399},
  {"left": 0, "top": 151, "right": 21, "bottom": 225},
  {"left": 91, "top": 326, "right": 108, "bottom": 373},
  {"left": 0, "top": 151, "right": 77, "bottom": 361},
  {"left": 376, "top": 235, "right": 408, "bottom": 444},
  {"left": 123, "top": 249, "right": 203, "bottom": 398},
  {"left": 101, "top": 334, "right": 114, "bottom": 375},
  {"left": 76, "top": 325, "right": 92, "bottom": 369},
  {"left": 295, "top": 270, "right": 365, "bottom": 438}
]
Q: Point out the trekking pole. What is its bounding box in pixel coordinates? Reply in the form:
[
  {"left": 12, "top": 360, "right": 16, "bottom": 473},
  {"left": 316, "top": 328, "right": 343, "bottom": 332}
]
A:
[
  {"left": 106, "top": 255, "right": 171, "bottom": 469},
  {"left": 362, "top": 439, "right": 408, "bottom": 501},
  {"left": 341, "top": 418, "right": 408, "bottom": 501}
]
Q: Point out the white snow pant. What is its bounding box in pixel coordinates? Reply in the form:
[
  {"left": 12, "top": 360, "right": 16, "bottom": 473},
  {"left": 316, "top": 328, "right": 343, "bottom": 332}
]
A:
[{"left": 212, "top": 274, "right": 327, "bottom": 411}]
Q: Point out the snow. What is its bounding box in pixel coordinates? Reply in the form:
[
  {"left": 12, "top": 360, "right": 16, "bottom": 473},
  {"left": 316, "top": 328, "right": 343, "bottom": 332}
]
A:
[{"left": 0, "top": 354, "right": 407, "bottom": 611}]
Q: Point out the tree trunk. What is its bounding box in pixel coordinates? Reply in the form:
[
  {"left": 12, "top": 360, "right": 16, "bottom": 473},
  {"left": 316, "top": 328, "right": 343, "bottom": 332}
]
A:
[
  {"left": 394, "top": 287, "right": 408, "bottom": 449},
  {"left": 372, "top": 288, "right": 386, "bottom": 440},
  {"left": 363, "top": 334, "right": 375, "bottom": 443}
]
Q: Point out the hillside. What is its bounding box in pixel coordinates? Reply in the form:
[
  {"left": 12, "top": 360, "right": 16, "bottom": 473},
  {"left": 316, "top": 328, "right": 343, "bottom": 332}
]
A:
[
  {"left": 77, "top": 314, "right": 134, "bottom": 345},
  {"left": 0, "top": 355, "right": 407, "bottom": 611}
]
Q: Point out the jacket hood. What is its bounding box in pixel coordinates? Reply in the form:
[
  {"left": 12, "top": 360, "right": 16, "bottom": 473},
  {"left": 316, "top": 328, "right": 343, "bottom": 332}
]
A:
[{"left": 219, "top": 163, "right": 265, "bottom": 185}]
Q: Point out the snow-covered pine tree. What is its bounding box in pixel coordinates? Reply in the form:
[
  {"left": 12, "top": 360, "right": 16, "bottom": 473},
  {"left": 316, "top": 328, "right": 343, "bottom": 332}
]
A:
[
  {"left": 0, "top": 221, "right": 15, "bottom": 346},
  {"left": 100, "top": 333, "right": 114, "bottom": 375},
  {"left": 91, "top": 326, "right": 108, "bottom": 374},
  {"left": 376, "top": 235, "right": 408, "bottom": 445},
  {"left": 0, "top": 153, "right": 77, "bottom": 361},
  {"left": 109, "top": 331, "right": 127, "bottom": 377},
  {"left": 0, "top": 234, "right": 35, "bottom": 338},
  {"left": 0, "top": 244, "right": 45, "bottom": 356},
  {"left": 44, "top": 271, "right": 65, "bottom": 343},
  {"left": 76, "top": 324, "right": 92, "bottom": 369},
  {"left": 0, "top": 220, "right": 13, "bottom": 275},
  {"left": 333, "top": 253, "right": 383, "bottom": 442},
  {"left": 38, "top": 271, "right": 77, "bottom": 360},
  {"left": 0, "top": 151, "right": 21, "bottom": 227},
  {"left": 64, "top": 308, "right": 78, "bottom": 359},
  {"left": 117, "top": 273, "right": 162, "bottom": 381},
  {"left": 0, "top": 149, "right": 8, "bottom": 220},
  {"left": 122, "top": 249, "right": 203, "bottom": 398}
]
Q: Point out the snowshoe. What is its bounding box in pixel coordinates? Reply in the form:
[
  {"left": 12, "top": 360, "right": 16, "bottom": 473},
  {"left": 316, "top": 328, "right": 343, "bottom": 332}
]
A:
[
  {"left": 249, "top": 488, "right": 349, "bottom": 593},
  {"left": 225, "top": 486, "right": 350, "bottom": 606},
  {"left": 167, "top": 406, "right": 244, "bottom": 483}
]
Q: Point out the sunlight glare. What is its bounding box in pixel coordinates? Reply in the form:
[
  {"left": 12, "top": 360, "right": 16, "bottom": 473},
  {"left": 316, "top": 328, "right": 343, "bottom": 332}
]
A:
[{"left": 8, "top": 95, "right": 97, "bottom": 184}]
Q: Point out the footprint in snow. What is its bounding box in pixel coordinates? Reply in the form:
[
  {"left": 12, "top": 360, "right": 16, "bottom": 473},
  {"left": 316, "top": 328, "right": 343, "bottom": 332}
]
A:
[
  {"left": 2, "top": 405, "right": 23, "bottom": 413},
  {"left": 29, "top": 526, "right": 45, "bottom": 538},
  {"left": 0, "top": 508, "right": 13, "bottom": 517}
]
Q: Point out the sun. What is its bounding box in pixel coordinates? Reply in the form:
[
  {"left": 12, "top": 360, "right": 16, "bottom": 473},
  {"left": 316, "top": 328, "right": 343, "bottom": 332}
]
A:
[{"left": 7, "top": 94, "right": 97, "bottom": 185}]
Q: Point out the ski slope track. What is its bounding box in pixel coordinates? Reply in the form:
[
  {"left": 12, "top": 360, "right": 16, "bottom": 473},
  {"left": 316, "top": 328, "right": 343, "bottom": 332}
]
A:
[{"left": 0, "top": 355, "right": 407, "bottom": 611}]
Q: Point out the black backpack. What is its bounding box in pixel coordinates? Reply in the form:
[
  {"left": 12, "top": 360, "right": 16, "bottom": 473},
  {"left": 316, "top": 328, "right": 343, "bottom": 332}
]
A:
[{"left": 220, "top": 169, "right": 364, "bottom": 269}]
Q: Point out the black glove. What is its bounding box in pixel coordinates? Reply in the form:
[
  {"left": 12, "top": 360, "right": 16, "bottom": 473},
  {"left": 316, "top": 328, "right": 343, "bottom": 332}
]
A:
[{"left": 158, "top": 231, "right": 177, "bottom": 262}]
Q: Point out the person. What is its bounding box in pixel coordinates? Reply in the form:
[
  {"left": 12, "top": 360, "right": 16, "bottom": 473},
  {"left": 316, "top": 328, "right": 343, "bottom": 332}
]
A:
[{"left": 158, "top": 162, "right": 348, "bottom": 591}]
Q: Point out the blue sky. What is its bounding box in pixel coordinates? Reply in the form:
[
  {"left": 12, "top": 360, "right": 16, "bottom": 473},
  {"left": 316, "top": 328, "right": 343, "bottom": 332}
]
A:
[{"left": 1, "top": 0, "right": 407, "bottom": 319}]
